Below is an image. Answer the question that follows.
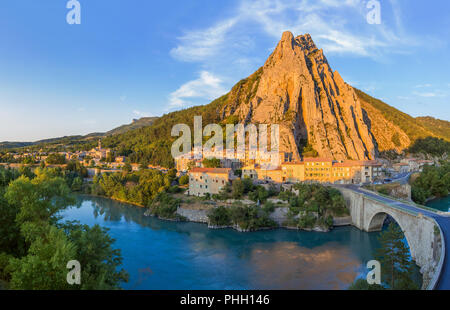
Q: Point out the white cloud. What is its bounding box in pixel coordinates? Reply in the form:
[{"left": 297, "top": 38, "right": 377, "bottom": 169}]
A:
[
  {"left": 170, "top": 0, "right": 421, "bottom": 65},
  {"left": 170, "top": 19, "right": 238, "bottom": 62},
  {"left": 415, "top": 84, "right": 432, "bottom": 88},
  {"left": 397, "top": 96, "right": 411, "bottom": 100},
  {"left": 413, "top": 91, "right": 446, "bottom": 98},
  {"left": 168, "top": 71, "right": 227, "bottom": 108},
  {"left": 167, "top": 0, "right": 438, "bottom": 113}
]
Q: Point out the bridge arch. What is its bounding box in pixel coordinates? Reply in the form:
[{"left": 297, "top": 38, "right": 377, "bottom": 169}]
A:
[{"left": 366, "top": 211, "right": 416, "bottom": 260}]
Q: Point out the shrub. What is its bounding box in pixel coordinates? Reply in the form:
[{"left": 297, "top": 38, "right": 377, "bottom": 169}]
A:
[
  {"left": 179, "top": 175, "right": 189, "bottom": 185},
  {"left": 148, "top": 193, "right": 181, "bottom": 219},
  {"left": 207, "top": 206, "right": 231, "bottom": 226}
]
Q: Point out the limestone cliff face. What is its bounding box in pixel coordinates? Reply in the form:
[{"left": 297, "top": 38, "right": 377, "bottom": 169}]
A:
[{"left": 221, "top": 31, "right": 377, "bottom": 160}]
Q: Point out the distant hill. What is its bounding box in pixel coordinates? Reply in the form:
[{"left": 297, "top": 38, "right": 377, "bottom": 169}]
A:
[
  {"left": 0, "top": 117, "right": 159, "bottom": 151},
  {"left": 0, "top": 142, "right": 34, "bottom": 149},
  {"left": 105, "top": 117, "right": 158, "bottom": 136}
]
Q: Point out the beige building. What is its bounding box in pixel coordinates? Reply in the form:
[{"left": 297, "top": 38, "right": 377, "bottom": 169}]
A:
[
  {"left": 359, "top": 161, "right": 383, "bottom": 183},
  {"left": 242, "top": 164, "right": 284, "bottom": 183},
  {"left": 243, "top": 158, "right": 383, "bottom": 184},
  {"left": 188, "top": 168, "right": 233, "bottom": 197},
  {"left": 281, "top": 162, "right": 305, "bottom": 183}
]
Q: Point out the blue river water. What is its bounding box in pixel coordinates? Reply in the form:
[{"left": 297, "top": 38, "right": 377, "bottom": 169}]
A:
[
  {"left": 60, "top": 195, "right": 415, "bottom": 290},
  {"left": 427, "top": 196, "right": 450, "bottom": 212}
]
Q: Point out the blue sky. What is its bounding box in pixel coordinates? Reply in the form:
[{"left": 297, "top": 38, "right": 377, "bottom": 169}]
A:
[{"left": 0, "top": 0, "right": 449, "bottom": 141}]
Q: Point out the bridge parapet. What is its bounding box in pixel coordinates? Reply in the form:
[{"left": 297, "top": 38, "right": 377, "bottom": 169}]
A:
[{"left": 336, "top": 186, "right": 443, "bottom": 289}]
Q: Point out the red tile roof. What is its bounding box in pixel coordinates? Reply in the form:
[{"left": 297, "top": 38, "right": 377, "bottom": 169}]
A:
[
  {"left": 302, "top": 157, "right": 333, "bottom": 162},
  {"left": 190, "top": 168, "right": 231, "bottom": 174},
  {"left": 282, "top": 162, "right": 304, "bottom": 166}
]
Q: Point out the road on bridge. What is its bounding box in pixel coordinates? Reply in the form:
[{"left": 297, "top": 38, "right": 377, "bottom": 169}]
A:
[{"left": 343, "top": 185, "right": 450, "bottom": 290}]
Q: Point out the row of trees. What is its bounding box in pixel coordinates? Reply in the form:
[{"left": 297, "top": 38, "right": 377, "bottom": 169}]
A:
[
  {"left": 0, "top": 166, "right": 128, "bottom": 289},
  {"left": 408, "top": 137, "right": 450, "bottom": 157},
  {"left": 91, "top": 169, "right": 176, "bottom": 207},
  {"left": 207, "top": 204, "right": 277, "bottom": 231}
]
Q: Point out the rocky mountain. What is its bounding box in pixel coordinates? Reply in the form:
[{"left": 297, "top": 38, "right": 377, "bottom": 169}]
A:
[
  {"left": 101, "top": 32, "right": 449, "bottom": 167},
  {"left": 221, "top": 31, "right": 377, "bottom": 161},
  {"left": 9, "top": 32, "right": 446, "bottom": 166}
]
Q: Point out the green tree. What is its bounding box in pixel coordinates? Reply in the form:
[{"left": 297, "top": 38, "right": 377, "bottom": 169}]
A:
[
  {"left": 231, "top": 179, "right": 245, "bottom": 199},
  {"left": 348, "top": 278, "right": 385, "bottom": 290},
  {"left": 71, "top": 177, "right": 83, "bottom": 192},
  {"left": 7, "top": 225, "right": 77, "bottom": 290},
  {"left": 0, "top": 171, "right": 128, "bottom": 290},
  {"left": 60, "top": 221, "right": 129, "bottom": 289},
  {"left": 202, "top": 158, "right": 221, "bottom": 168},
  {"left": 375, "top": 223, "right": 419, "bottom": 290},
  {"left": 123, "top": 163, "right": 132, "bottom": 173},
  {"left": 46, "top": 153, "right": 67, "bottom": 165},
  {"left": 179, "top": 175, "right": 189, "bottom": 186},
  {"left": 207, "top": 206, "right": 231, "bottom": 226}
]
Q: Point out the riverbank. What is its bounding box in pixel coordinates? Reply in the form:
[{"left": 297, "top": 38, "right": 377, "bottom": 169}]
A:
[
  {"left": 166, "top": 204, "right": 352, "bottom": 233},
  {"left": 85, "top": 191, "right": 353, "bottom": 233}
]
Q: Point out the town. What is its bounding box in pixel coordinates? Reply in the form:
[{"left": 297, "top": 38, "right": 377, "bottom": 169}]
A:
[{"left": 0, "top": 138, "right": 435, "bottom": 199}]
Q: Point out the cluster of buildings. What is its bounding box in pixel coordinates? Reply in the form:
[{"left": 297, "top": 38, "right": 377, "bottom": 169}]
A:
[
  {"left": 185, "top": 152, "right": 385, "bottom": 197},
  {"left": 392, "top": 158, "right": 434, "bottom": 173},
  {"left": 243, "top": 158, "right": 383, "bottom": 185}
]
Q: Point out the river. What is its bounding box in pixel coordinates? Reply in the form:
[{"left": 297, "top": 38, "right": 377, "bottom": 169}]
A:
[
  {"left": 60, "top": 195, "right": 418, "bottom": 290},
  {"left": 427, "top": 196, "right": 450, "bottom": 212}
]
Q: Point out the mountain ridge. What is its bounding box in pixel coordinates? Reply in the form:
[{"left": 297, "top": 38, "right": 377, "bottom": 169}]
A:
[{"left": 0, "top": 117, "right": 158, "bottom": 150}]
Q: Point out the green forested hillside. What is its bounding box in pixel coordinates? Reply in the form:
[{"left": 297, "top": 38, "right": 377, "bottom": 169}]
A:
[
  {"left": 353, "top": 88, "right": 445, "bottom": 142},
  {"left": 102, "top": 95, "right": 229, "bottom": 167},
  {"left": 416, "top": 116, "right": 450, "bottom": 141}
]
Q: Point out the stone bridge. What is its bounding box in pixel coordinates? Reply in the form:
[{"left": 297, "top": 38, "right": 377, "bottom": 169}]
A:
[{"left": 335, "top": 185, "right": 447, "bottom": 289}]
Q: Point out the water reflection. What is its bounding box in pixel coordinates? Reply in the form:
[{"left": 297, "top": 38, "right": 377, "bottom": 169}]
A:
[
  {"left": 63, "top": 195, "right": 385, "bottom": 290},
  {"left": 248, "top": 243, "right": 361, "bottom": 289}
]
